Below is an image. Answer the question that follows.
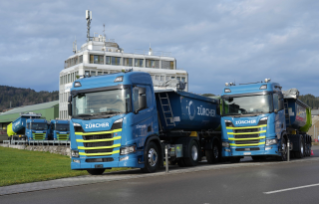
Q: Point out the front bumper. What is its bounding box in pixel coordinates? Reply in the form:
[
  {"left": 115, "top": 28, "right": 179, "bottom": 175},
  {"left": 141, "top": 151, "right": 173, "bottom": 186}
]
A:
[{"left": 222, "top": 144, "right": 279, "bottom": 157}]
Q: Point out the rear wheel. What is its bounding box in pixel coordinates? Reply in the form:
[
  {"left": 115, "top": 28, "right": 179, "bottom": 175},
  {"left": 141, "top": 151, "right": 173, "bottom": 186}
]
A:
[
  {"left": 296, "top": 136, "right": 304, "bottom": 159},
  {"left": 87, "top": 169, "right": 105, "bottom": 175},
  {"left": 206, "top": 142, "right": 220, "bottom": 164},
  {"left": 184, "top": 139, "right": 200, "bottom": 166},
  {"left": 142, "top": 142, "right": 160, "bottom": 173}
]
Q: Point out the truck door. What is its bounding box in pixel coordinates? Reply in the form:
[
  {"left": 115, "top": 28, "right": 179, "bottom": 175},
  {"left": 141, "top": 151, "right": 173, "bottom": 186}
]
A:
[
  {"left": 273, "top": 93, "right": 285, "bottom": 139},
  {"left": 132, "top": 85, "right": 156, "bottom": 148}
]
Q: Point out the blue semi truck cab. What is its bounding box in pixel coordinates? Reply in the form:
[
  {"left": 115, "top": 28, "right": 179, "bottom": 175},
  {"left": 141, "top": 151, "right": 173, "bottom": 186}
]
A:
[
  {"left": 48, "top": 120, "right": 70, "bottom": 140},
  {"left": 7, "top": 112, "right": 49, "bottom": 140},
  {"left": 221, "top": 79, "right": 312, "bottom": 162},
  {"left": 68, "top": 71, "right": 222, "bottom": 174}
]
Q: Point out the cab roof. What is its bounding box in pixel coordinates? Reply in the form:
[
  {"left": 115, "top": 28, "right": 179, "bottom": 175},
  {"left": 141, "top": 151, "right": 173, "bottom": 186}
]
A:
[{"left": 222, "top": 81, "right": 281, "bottom": 96}]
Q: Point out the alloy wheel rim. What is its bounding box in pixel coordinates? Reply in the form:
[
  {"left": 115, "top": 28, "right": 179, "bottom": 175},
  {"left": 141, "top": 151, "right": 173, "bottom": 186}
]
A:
[
  {"left": 191, "top": 145, "right": 198, "bottom": 161},
  {"left": 148, "top": 148, "right": 158, "bottom": 167}
]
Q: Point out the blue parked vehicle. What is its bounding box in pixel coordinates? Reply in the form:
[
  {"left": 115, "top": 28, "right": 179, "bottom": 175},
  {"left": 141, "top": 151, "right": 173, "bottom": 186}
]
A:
[
  {"left": 67, "top": 71, "right": 222, "bottom": 174},
  {"left": 48, "top": 120, "right": 70, "bottom": 140},
  {"left": 7, "top": 112, "right": 49, "bottom": 140},
  {"left": 220, "top": 79, "right": 312, "bottom": 162}
]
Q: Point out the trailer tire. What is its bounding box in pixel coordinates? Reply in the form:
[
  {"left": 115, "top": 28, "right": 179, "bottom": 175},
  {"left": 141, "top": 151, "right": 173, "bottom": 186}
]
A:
[
  {"left": 206, "top": 142, "right": 220, "bottom": 164},
  {"left": 296, "top": 136, "right": 304, "bottom": 159},
  {"left": 183, "top": 139, "right": 200, "bottom": 167},
  {"left": 141, "top": 142, "right": 160, "bottom": 173},
  {"left": 87, "top": 169, "right": 105, "bottom": 175}
]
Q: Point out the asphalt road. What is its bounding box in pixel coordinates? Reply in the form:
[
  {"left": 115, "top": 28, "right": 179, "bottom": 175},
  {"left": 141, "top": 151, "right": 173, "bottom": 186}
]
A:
[{"left": 1, "top": 146, "right": 319, "bottom": 204}]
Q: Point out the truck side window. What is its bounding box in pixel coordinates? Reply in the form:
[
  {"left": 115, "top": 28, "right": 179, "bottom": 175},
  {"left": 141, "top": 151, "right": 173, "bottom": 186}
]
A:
[
  {"left": 273, "top": 93, "right": 279, "bottom": 111},
  {"left": 278, "top": 94, "right": 284, "bottom": 110},
  {"left": 133, "top": 86, "right": 147, "bottom": 113}
]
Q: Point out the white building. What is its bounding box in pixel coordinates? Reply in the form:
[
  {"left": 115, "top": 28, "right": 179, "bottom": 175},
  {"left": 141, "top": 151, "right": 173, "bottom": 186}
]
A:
[{"left": 59, "top": 35, "right": 188, "bottom": 119}]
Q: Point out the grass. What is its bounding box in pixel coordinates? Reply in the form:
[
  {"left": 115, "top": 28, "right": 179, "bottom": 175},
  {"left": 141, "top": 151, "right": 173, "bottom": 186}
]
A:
[{"left": 0, "top": 146, "right": 130, "bottom": 187}]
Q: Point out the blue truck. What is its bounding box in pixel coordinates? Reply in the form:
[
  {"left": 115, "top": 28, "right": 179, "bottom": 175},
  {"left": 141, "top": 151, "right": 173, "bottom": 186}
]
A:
[
  {"left": 68, "top": 71, "right": 222, "bottom": 174},
  {"left": 7, "top": 112, "right": 49, "bottom": 140},
  {"left": 48, "top": 120, "right": 70, "bottom": 140},
  {"left": 220, "top": 79, "right": 312, "bottom": 162}
]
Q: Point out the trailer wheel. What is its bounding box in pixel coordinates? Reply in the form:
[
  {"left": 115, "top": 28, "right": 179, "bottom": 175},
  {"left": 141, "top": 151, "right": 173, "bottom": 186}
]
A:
[
  {"left": 183, "top": 139, "right": 200, "bottom": 166},
  {"left": 296, "top": 136, "right": 304, "bottom": 159},
  {"left": 87, "top": 169, "right": 105, "bottom": 175},
  {"left": 206, "top": 142, "right": 220, "bottom": 164},
  {"left": 141, "top": 142, "right": 160, "bottom": 173}
]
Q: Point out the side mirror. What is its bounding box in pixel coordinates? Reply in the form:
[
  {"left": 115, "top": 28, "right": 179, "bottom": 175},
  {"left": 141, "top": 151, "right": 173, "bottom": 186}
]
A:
[
  {"left": 274, "top": 109, "right": 278, "bottom": 114},
  {"left": 68, "top": 103, "right": 72, "bottom": 116},
  {"left": 68, "top": 95, "right": 72, "bottom": 103}
]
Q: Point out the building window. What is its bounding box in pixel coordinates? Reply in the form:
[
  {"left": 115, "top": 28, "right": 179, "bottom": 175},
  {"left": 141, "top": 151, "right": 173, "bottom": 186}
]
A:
[
  {"left": 162, "top": 61, "right": 174, "bottom": 69},
  {"left": 181, "top": 77, "right": 185, "bottom": 82},
  {"left": 123, "top": 58, "right": 133, "bottom": 66},
  {"left": 160, "top": 76, "right": 164, "bottom": 81},
  {"left": 104, "top": 71, "right": 108, "bottom": 75},
  {"left": 177, "top": 77, "right": 180, "bottom": 81},
  {"left": 146, "top": 59, "right": 159, "bottom": 68},
  {"left": 90, "top": 55, "right": 104, "bottom": 64},
  {"left": 106, "top": 56, "right": 121, "bottom": 65},
  {"left": 91, "top": 71, "right": 96, "bottom": 76},
  {"left": 98, "top": 71, "right": 103, "bottom": 75},
  {"left": 85, "top": 71, "right": 90, "bottom": 76},
  {"left": 134, "top": 59, "right": 144, "bottom": 67},
  {"left": 79, "top": 55, "right": 83, "bottom": 63}
]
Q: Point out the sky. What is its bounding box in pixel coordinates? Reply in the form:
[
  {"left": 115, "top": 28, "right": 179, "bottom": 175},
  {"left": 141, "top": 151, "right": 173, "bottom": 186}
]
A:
[{"left": 0, "top": 0, "right": 319, "bottom": 96}]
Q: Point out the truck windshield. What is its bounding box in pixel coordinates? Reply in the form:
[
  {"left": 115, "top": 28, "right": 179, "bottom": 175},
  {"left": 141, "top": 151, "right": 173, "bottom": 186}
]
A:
[
  {"left": 222, "top": 94, "right": 273, "bottom": 116},
  {"left": 31, "top": 123, "right": 47, "bottom": 130},
  {"left": 73, "top": 88, "right": 131, "bottom": 118},
  {"left": 56, "top": 124, "right": 69, "bottom": 131}
]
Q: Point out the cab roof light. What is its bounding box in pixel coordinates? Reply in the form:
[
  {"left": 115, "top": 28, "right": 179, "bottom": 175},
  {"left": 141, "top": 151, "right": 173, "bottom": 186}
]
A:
[
  {"left": 224, "top": 88, "right": 231, "bottom": 93},
  {"left": 264, "top": 78, "right": 271, "bottom": 83},
  {"left": 114, "top": 76, "right": 123, "bottom": 82},
  {"left": 225, "top": 82, "right": 229, "bottom": 86},
  {"left": 74, "top": 82, "right": 81, "bottom": 87},
  {"left": 260, "top": 85, "right": 267, "bottom": 90}
]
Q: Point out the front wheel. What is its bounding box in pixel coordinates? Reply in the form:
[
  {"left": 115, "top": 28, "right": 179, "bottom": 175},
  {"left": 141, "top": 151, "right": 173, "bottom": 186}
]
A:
[
  {"left": 87, "top": 169, "right": 105, "bottom": 175},
  {"left": 141, "top": 142, "right": 160, "bottom": 173}
]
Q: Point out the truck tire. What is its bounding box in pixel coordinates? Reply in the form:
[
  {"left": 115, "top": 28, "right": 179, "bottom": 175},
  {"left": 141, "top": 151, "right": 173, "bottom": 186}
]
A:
[
  {"left": 183, "top": 139, "right": 200, "bottom": 166},
  {"left": 206, "top": 142, "right": 220, "bottom": 164},
  {"left": 141, "top": 142, "right": 160, "bottom": 173},
  {"left": 87, "top": 169, "right": 105, "bottom": 175},
  {"left": 306, "top": 139, "right": 311, "bottom": 156},
  {"left": 279, "top": 136, "right": 288, "bottom": 161},
  {"left": 296, "top": 136, "right": 304, "bottom": 159}
]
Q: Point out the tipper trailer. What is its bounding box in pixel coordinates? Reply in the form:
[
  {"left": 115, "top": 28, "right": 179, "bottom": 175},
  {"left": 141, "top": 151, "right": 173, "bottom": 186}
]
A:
[
  {"left": 68, "top": 71, "right": 223, "bottom": 174},
  {"left": 220, "top": 79, "right": 312, "bottom": 161},
  {"left": 7, "top": 112, "right": 49, "bottom": 140}
]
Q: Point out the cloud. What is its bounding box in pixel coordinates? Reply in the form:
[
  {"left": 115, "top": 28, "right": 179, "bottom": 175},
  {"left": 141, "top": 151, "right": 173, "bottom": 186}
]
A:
[{"left": 0, "top": 0, "right": 319, "bottom": 97}]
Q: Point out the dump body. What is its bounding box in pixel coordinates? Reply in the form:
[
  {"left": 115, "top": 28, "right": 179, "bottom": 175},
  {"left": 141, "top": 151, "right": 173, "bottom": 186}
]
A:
[
  {"left": 48, "top": 120, "right": 70, "bottom": 140},
  {"left": 155, "top": 90, "right": 220, "bottom": 132}
]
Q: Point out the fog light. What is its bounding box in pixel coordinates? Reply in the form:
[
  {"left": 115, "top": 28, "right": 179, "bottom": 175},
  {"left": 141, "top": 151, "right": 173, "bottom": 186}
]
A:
[
  {"left": 265, "top": 147, "right": 272, "bottom": 150},
  {"left": 71, "top": 150, "right": 79, "bottom": 158},
  {"left": 225, "top": 149, "right": 231, "bottom": 152},
  {"left": 120, "top": 156, "right": 129, "bottom": 161},
  {"left": 73, "top": 159, "right": 80, "bottom": 163},
  {"left": 222, "top": 142, "right": 230, "bottom": 147},
  {"left": 120, "top": 145, "right": 136, "bottom": 155},
  {"left": 266, "top": 139, "right": 277, "bottom": 146}
]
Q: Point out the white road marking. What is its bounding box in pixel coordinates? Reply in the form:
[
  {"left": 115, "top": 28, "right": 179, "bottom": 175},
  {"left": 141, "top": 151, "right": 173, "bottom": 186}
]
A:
[{"left": 264, "top": 183, "right": 319, "bottom": 194}]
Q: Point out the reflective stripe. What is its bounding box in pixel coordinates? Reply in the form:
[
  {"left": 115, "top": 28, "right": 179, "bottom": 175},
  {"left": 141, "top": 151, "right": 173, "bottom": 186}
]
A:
[
  {"left": 227, "top": 130, "right": 266, "bottom": 135},
  {"left": 226, "top": 125, "right": 267, "bottom": 130},
  {"left": 76, "top": 136, "right": 121, "bottom": 143},
  {"left": 78, "top": 144, "right": 121, "bottom": 150},
  {"left": 75, "top": 128, "right": 122, "bottom": 136},
  {"left": 79, "top": 150, "right": 120, "bottom": 156},
  {"left": 228, "top": 136, "right": 266, "bottom": 141},
  {"left": 230, "top": 142, "right": 265, "bottom": 146}
]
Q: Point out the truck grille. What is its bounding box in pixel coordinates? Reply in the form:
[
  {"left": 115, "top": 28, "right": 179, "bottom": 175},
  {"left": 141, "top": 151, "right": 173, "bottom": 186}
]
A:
[
  {"left": 84, "top": 141, "right": 114, "bottom": 147},
  {"left": 233, "top": 134, "right": 259, "bottom": 139},
  {"left": 85, "top": 158, "right": 114, "bottom": 163},
  {"left": 85, "top": 149, "right": 113, "bottom": 154},
  {"left": 57, "top": 134, "right": 69, "bottom": 141},
  {"left": 227, "top": 125, "right": 266, "bottom": 146},
  {"left": 236, "top": 148, "right": 260, "bottom": 151},
  {"left": 82, "top": 134, "right": 112, "bottom": 140},
  {"left": 235, "top": 140, "right": 260, "bottom": 144},
  {"left": 233, "top": 128, "right": 259, "bottom": 133},
  {"left": 33, "top": 133, "right": 45, "bottom": 140}
]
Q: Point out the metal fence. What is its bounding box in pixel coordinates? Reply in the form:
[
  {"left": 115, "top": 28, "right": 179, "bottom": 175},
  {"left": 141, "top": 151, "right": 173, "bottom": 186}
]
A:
[{"left": 3, "top": 140, "right": 70, "bottom": 146}]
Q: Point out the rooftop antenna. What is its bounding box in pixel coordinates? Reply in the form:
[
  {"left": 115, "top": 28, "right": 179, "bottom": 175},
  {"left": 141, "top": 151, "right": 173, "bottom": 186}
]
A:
[
  {"left": 103, "top": 23, "right": 108, "bottom": 41},
  {"left": 86, "top": 10, "right": 92, "bottom": 42},
  {"left": 148, "top": 43, "right": 152, "bottom": 56},
  {"left": 72, "top": 36, "right": 77, "bottom": 54}
]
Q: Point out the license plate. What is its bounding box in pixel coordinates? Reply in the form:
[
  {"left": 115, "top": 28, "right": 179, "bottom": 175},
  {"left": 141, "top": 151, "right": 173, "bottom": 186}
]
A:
[
  {"left": 95, "top": 164, "right": 103, "bottom": 168},
  {"left": 244, "top": 152, "right": 251, "bottom": 155}
]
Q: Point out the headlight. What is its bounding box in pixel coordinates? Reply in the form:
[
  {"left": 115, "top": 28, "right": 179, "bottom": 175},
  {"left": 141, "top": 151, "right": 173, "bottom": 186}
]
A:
[
  {"left": 112, "top": 118, "right": 123, "bottom": 130},
  {"left": 73, "top": 159, "right": 80, "bottom": 163},
  {"left": 71, "top": 150, "right": 79, "bottom": 158},
  {"left": 222, "top": 142, "right": 230, "bottom": 147},
  {"left": 265, "top": 139, "right": 277, "bottom": 146},
  {"left": 73, "top": 123, "right": 81, "bottom": 127},
  {"left": 120, "top": 145, "right": 136, "bottom": 155}
]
